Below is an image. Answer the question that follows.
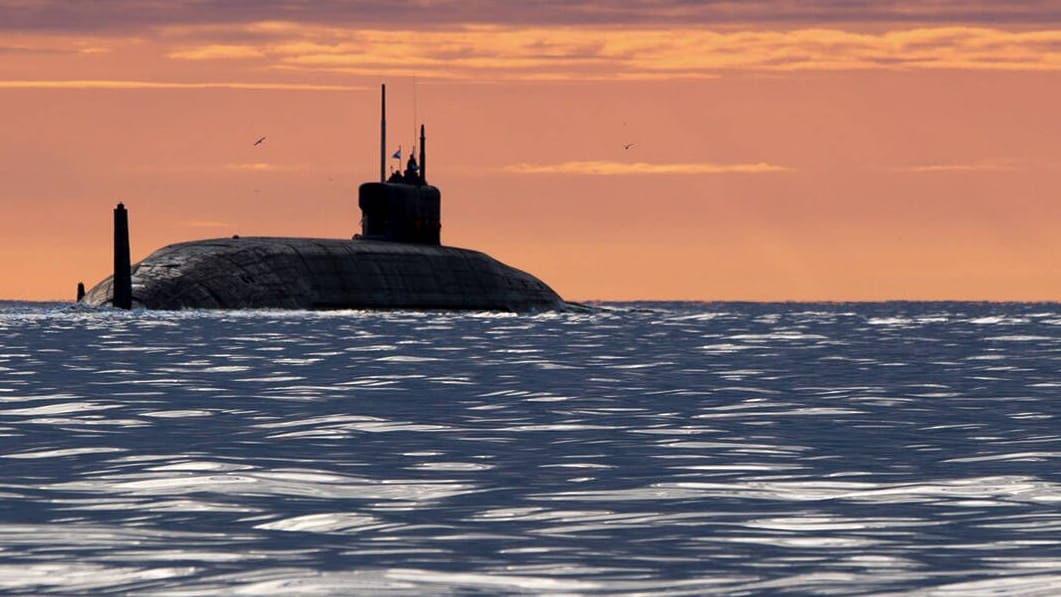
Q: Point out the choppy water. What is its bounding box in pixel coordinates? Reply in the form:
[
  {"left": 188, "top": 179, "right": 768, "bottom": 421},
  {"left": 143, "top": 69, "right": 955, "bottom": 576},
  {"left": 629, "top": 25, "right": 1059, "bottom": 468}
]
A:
[{"left": 2, "top": 301, "right": 1061, "bottom": 595}]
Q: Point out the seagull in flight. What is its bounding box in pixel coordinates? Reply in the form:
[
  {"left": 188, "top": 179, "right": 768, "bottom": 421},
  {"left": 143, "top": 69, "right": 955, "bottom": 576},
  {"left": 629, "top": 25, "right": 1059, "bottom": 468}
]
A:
[
  {"left": 254, "top": 136, "right": 266, "bottom": 146},
  {"left": 624, "top": 143, "right": 635, "bottom": 150}
]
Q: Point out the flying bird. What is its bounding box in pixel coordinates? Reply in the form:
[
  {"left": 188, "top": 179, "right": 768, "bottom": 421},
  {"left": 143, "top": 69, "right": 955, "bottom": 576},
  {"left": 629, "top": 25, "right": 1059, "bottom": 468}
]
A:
[
  {"left": 254, "top": 136, "right": 266, "bottom": 146},
  {"left": 624, "top": 143, "right": 635, "bottom": 150}
]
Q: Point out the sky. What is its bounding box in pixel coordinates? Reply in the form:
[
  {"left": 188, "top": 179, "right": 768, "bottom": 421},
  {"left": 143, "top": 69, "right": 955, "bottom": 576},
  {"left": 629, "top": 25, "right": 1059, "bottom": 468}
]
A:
[{"left": 2, "top": 0, "right": 1060, "bottom": 301}]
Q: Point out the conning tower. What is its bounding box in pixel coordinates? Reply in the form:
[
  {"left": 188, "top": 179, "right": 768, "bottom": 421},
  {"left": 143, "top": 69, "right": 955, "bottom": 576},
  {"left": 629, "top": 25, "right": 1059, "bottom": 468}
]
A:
[{"left": 358, "top": 85, "right": 441, "bottom": 245}]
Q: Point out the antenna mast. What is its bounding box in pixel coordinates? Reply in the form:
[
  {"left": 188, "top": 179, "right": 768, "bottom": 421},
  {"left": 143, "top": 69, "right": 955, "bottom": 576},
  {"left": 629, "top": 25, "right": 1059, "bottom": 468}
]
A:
[
  {"left": 419, "top": 124, "right": 426, "bottom": 184},
  {"left": 412, "top": 78, "right": 418, "bottom": 159},
  {"left": 379, "top": 84, "right": 386, "bottom": 183}
]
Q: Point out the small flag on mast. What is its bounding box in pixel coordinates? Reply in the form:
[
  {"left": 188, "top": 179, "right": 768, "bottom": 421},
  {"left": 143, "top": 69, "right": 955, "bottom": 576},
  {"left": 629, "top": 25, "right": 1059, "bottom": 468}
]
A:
[{"left": 392, "top": 146, "right": 402, "bottom": 160}]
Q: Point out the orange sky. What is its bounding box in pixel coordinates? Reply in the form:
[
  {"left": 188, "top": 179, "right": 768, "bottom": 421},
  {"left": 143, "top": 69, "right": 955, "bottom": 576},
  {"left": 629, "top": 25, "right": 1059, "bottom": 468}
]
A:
[{"left": 2, "top": 2, "right": 1060, "bottom": 301}]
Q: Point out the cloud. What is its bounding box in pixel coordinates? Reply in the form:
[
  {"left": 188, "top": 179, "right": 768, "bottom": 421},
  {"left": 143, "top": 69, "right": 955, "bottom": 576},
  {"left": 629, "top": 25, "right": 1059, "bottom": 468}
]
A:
[
  {"left": 1, "top": 1, "right": 1059, "bottom": 31},
  {"left": 158, "top": 25, "right": 1061, "bottom": 80},
  {"left": 224, "top": 162, "right": 301, "bottom": 172},
  {"left": 0, "top": 45, "right": 61, "bottom": 54},
  {"left": 505, "top": 160, "right": 793, "bottom": 175},
  {"left": 0, "top": 32, "right": 123, "bottom": 55},
  {"left": 181, "top": 220, "right": 230, "bottom": 228},
  {"left": 167, "top": 44, "right": 265, "bottom": 60},
  {"left": 7, "top": 13, "right": 1061, "bottom": 83},
  {"left": 0, "top": 80, "right": 358, "bottom": 90},
  {"left": 900, "top": 160, "right": 1022, "bottom": 173}
]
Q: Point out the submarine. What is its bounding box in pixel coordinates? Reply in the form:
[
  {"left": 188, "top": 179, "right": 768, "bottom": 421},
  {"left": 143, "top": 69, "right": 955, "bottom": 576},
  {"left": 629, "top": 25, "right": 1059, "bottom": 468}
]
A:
[{"left": 79, "top": 85, "right": 567, "bottom": 312}]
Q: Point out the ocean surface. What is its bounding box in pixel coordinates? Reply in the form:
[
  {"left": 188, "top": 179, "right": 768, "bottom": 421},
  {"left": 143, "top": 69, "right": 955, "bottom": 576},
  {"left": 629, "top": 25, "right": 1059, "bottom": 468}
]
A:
[{"left": 1, "top": 301, "right": 1060, "bottom": 595}]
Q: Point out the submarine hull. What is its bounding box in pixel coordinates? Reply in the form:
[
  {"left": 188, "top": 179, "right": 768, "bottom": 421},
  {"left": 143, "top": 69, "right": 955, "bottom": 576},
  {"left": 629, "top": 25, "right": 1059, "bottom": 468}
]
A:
[{"left": 81, "top": 237, "right": 565, "bottom": 312}]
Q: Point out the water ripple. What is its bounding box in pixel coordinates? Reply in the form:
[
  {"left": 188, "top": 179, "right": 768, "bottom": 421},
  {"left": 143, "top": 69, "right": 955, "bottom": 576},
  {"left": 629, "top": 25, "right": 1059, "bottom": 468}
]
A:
[{"left": 0, "top": 300, "right": 1059, "bottom": 594}]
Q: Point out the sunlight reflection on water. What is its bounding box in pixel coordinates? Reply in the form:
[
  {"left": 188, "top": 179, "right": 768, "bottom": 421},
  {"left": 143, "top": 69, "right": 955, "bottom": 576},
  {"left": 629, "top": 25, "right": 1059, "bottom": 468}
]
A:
[{"left": 0, "top": 301, "right": 1060, "bottom": 594}]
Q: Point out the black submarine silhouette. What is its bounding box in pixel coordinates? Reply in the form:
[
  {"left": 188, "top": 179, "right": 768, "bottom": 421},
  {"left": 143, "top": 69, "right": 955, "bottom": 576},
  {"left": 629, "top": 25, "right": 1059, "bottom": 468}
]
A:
[{"left": 79, "top": 85, "right": 567, "bottom": 311}]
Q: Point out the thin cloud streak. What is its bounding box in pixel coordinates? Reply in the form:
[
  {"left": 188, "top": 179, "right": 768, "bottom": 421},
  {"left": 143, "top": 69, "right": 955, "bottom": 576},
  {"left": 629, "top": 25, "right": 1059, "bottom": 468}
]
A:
[
  {"left": 168, "top": 44, "right": 266, "bottom": 60},
  {"left": 505, "top": 161, "right": 793, "bottom": 175},
  {"left": 224, "top": 162, "right": 302, "bottom": 172},
  {"left": 901, "top": 160, "right": 1022, "bottom": 173},
  {"left": 0, "top": 80, "right": 359, "bottom": 91},
  {"left": 181, "top": 220, "right": 231, "bottom": 228}
]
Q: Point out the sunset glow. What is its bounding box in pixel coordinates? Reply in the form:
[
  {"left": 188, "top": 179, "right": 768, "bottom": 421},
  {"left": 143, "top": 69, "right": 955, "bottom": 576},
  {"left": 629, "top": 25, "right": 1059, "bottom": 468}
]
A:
[{"left": 2, "top": 1, "right": 1060, "bottom": 301}]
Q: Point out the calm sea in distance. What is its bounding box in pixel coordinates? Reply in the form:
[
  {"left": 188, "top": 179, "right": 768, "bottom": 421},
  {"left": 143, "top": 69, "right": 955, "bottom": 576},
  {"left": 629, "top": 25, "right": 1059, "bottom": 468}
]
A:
[{"left": 1, "top": 300, "right": 1060, "bottom": 595}]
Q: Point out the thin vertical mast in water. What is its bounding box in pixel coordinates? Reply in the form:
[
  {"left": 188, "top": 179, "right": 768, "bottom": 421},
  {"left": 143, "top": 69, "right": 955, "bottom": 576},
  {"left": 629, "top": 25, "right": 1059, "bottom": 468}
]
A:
[{"left": 113, "top": 203, "right": 132, "bottom": 309}]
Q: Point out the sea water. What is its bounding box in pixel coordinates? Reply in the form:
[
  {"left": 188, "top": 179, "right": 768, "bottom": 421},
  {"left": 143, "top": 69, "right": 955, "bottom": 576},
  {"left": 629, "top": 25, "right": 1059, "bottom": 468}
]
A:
[{"left": 1, "top": 301, "right": 1060, "bottom": 595}]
